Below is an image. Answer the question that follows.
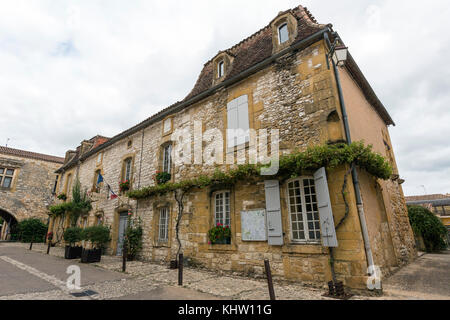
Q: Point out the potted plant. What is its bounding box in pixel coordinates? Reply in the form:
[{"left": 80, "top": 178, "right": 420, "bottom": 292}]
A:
[
  {"left": 81, "top": 226, "right": 110, "bottom": 263},
  {"left": 207, "top": 223, "right": 231, "bottom": 245},
  {"left": 63, "top": 227, "right": 83, "bottom": 259},
  {"left": 154, "top": 171, "right": 171, "bottom": 185},
  {"left": 57, "top": 193, "right": 67, "bottom": 201},
  {"left": 119, "top": 180, "right": 130, "bottom": 193}
]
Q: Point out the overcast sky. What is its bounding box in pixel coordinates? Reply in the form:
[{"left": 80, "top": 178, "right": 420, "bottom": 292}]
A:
[{"left": 0, "top": 0, "right": 449, "bottom": 196}]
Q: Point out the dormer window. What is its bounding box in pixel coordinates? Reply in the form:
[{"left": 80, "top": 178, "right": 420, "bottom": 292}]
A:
[
  {"left": 278, "top": 23, "right": 289, "bottom": 44},
  {"left": 218, "top": 60, "right": 225, "bottom": 78}
]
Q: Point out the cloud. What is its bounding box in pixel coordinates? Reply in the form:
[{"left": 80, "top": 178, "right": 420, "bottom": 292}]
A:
[{"left": 0, "top": 0, "right": 448, "bottom": 196}]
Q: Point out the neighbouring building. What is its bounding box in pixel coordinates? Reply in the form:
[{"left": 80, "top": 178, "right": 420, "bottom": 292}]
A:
[
  {"left": 0, "top": 146, "right": 64, "bottom": 240},
  {"left": 406, "top": 194, "right": 450, "bottom": 244},
  {"left": 49, "top": 5, "right": 416, "bottom": 289}
]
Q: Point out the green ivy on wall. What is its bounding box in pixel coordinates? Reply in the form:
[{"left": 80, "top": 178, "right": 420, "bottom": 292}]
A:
[{"left": 128, "top": 142, "right": 393, "bottom": 200}]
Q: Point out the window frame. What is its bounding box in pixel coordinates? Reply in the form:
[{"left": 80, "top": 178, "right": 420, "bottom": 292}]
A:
[
  {"left": 162, "top": 144, "right": 172, "bottom": 174},
  {"left": 0, "top": 167, "right": 15, "bottom": 189},
  {"left": 278, "top": 23, "right": 289, "bottom": 44},
  {"left": 218, "top": 60, "right": 225, "bottom": 78},
  {"left": 285, "top": 177, "right": 321, "bottom": 244},
  {"left": 123, "top": 157, "right": 133, "bottom": 182},
  {"left": 213, "top": 191, "right": 231, "bottom": 228},
  {"left": 158, "top": 207, "right": 170, "bottom": 243},
  {"left": 65, "top": 173, "right": 73, "bottom": 195}
]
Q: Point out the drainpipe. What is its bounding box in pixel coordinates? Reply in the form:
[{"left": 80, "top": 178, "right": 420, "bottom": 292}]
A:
[{"left": 324, "top": 31, "right": 376, "bottom": 279}]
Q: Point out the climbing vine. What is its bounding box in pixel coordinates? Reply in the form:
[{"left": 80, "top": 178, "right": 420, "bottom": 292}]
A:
[{"left": 128, "top": 142, "right": 393, "bottom": 200}]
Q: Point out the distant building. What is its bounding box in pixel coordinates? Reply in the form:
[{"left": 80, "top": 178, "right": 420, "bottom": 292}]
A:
[{"left": 0, "top": 146, "right": 64, "bottom": 240}]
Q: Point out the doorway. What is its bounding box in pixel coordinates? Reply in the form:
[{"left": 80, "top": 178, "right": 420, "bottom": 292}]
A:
[{"left": 116, "top": 212, "right": 128, "bottom": 256}]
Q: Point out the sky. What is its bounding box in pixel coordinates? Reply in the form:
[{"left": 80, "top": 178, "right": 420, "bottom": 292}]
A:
[{"left": 0, "top": 0, "right": 449, "bottom": 196}]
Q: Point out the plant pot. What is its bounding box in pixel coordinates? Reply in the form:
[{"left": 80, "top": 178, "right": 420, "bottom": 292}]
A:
[
  {"left": 80, "top": 248, "right": 101, "bottom": 263},
  {"left": 170, "top": 260, "right": 178, "bottom": 269},
  {"left": 64, "top": 246, "right": 83, "bottom": 259}
]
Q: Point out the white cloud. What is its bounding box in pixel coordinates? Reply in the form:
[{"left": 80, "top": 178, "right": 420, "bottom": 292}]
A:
[{"left": 0, "top": 0, "right": 449, "bottom": 195}]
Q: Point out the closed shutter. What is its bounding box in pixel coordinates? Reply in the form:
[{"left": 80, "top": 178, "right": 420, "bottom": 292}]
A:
[
  {"left": 227, "top": 95, "right": 249, "bottom": 147},
  {"left": 314, "top": 167, "right": 338, "bottom": 248},
  {"left": 227, "top": 99, "right": 238, "bottom": 147},
  {"left": 265, "top": 180, "right": 284, "bottom": 246}
]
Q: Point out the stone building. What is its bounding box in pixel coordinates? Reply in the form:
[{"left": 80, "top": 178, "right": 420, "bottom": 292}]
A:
[
  {"left": 49, "top": 5, "right": 416, "bottom": 289},
  {"left": 0, "top": 146, "right": 64, "bottom": 240}
]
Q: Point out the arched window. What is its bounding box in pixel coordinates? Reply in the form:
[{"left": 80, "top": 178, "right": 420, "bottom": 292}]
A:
[
  {"left": 278, "top": 23, "right": 289, "bottom": 44},
  {"left": 218, "top": 60, "right": 225, "bottom": 78}
]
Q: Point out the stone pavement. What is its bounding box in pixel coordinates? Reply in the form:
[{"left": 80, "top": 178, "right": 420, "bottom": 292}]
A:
[{"left": 1, "top": 242, "right": 448, "bottom": 300}]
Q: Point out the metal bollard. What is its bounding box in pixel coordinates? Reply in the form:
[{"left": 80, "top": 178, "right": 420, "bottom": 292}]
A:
[
  {"left": 47, "top": 241, "right": 51, "bottom": 255},
  {"left": 264, "top": 259, "right": 276, "bottom": 300},
  {"left": 122, "top": 243, "right": 128, "bottom": 273},
  {"left": 29, "top": 236, "right": 34, "bottom": 250},
  {"left": 178, "top": 253, "right": 183, "bottom": 286},
  {"left": 335, "top": 281, "right": 345, "bottom": 297}
]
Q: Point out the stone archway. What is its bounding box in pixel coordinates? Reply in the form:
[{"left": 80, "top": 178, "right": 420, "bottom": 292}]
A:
[{"left": 0, "top": 209, "right": 18, "bottom": 241}]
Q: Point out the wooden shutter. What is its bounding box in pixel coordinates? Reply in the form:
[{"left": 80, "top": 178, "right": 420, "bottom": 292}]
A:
[
  {"left": 237, "top": 95, "right": 250, "bottom": 145},
  {"left": 265, "top": 180, "right": 284, "bottom": 246},
  {"left": 314, "top": 167, "right": 338, "bottom": 248}
]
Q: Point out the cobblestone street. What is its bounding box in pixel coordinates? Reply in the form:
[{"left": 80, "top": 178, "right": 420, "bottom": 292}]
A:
[{"left": 1, "top": 243, "right": 448, "bottom": 300}]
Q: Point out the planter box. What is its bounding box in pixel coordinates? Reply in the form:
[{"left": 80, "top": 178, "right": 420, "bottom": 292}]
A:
[
  {"left": 214, "top": 237, "right": 231, "bottom": 245},
  {"left": 80, "top": 248, "right": 101, "bottom": 263},
  {"left": 64, "top": 246, "right": 83, "bottom": 259}
]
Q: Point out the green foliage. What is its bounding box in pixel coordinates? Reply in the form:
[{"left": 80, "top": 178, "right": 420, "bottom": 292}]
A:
[
  {"left": 82, "top": 225, "right": 111, "bottom": 249},
  {"left": 0, "top": 217, "right": 3, "bottom": 225},
  {"left": 128, "top": 142, "right": 393, "bottom": 200},
  {"left": 17, "top": 218, "right": 48, "bottom": 243},
  {"left": 207, "top": 223, "right": 231, "bottom": 245},
  {"left": 57, "top": 193, "right": 67, "bottom": 201},
  {"left": 408, "top": 206, "right": 448, "bottom": 253},
  {"left": 125, "top": 217, "right": 143, "bottom": 260},
  {"left": 155, "top": 171, "right": 171, "bottom": 185},
  {"left": 49, "top": 180, "right": 92, "bottom": 227},
  {"left": 63, "top": 227, "right": 83, "bottom": 246}
]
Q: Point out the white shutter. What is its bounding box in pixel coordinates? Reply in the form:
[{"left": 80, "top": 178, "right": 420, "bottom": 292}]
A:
[
  {"left": 264, "top": 180, "right": 284, "bottom": 246},
  {"left": 237, "top": 97, "right": 250, "bottom": 146},
  {"left": 314, "top": 167, "right": 338, "bottom": 248},
  {"left": 227, "top": 99, "right": 238, "bottom": 148}
]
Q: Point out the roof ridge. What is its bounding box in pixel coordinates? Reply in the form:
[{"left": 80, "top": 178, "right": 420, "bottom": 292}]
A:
[{"left": 0, "top": 146, "right": 65, "bottom": 164}]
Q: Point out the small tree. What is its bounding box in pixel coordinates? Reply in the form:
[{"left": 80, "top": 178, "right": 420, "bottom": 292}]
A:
[
  {"left": 69, "top": 179, "right": 92, "bottom": 227},
  {"left": 63, "top": 227, "right": 83, "bottom": 247},
  {"left": 125, "top": 216, "right": 143, "bottom": 260},
  {"left": 82, "top": 226, "right": 111, "bottom": 250},
  {"left": 18, "top": 218, "right": 48, "bottom": 243},
  {"left": 408, "top": 205, "right": 448, "bottom": 252}
]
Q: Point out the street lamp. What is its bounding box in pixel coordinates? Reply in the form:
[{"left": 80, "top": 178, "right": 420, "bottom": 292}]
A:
[{"left": 332, "top": 45, "right": 348, "bottom": 67}]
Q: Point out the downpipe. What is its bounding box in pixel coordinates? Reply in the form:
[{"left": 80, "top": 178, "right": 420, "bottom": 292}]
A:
[{"left": 324, "top": 31, "right": 377, "bottom": 284}]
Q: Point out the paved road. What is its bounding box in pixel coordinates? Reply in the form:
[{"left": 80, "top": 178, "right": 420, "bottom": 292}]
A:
[
  {"left": 383, "top": 251, "right": 450, "bottom": 300},
  {"left": 0, "top": 244, "right": 222, "bottom": 300}
]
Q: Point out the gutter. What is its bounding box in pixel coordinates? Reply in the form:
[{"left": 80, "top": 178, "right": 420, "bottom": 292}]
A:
[
  {"left": 324, "top": 31, "right": 377, "bottom": 281},
  {"left": 73, "top": 27, "right": 330, "bottom": 165}
]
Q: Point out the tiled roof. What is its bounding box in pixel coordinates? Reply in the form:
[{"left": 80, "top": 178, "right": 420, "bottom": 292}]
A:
[
  {"left": 0, "top": 146, "right": 64, "bottom": 164},
  {"left": 184, "top": 6, "right": 324, "bottom": 101},
  {"left": 405, "top": 194, "right": 450, "bottom": 202}
]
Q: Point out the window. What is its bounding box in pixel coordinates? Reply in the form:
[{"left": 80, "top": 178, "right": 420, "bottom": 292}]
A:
[
  {"left": 52, "top": 175, "right": 59, "bottom": 194},
  {"left": 0, "top": 168, "right": 15, "bottom": 189},
  {"left": 218, "top": 60, "right": 225, "bottom": 78},
  {"left": 162, "top": 144, "right": 172, "bottom": 174},
  {"left": 93, "top": 170, "right": 102, "bottom": 192},
  {"left": 287, "top": 178, "right": 321, "bottom": 242},
  {"left": 123, "top": 158, "right": 132, "bottom": 182},
  {"left": 66, "top": 174, "right": 73, "bottom": 195},
  {"left": 278, "top": 23, "right": 289, "bottom": 44},
  {"left": 227, "top": 95, "right": 250, "bottom": 148},
  {"left": 97, "top": 153, "right": 103, "bottom": 165},
  {"left": 214, "top": 191, "right": 231, "bottom": 227},
  {"left": 127, "top": 140, "right": 133, "bottom": 148},
  {"left": 158, "top": 207, "right": 169, "bottom": 242}
]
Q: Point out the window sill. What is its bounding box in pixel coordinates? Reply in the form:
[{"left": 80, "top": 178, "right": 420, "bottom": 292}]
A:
[
  {"left": 207, "top": 244, "right": 237, "bottom": 252},
  {"left": 282, "top": 243, "right": 327, "bottom": 255},
  {"left": 154, "top": 242, "right": 170, "bottom": 248},
  {"left": 0, "top": 187, "right": 12, "bottom": 192}
]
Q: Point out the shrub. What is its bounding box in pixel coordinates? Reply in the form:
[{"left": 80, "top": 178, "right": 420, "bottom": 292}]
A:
[
  {"left": 125, "top": 217, "right": 143, "bottom": 260},
  {"left": 57, "top": 193, "right": 67, "bottom": 201},
  {"left": 63, "top": 227, "right": 83, "bottom": 246},
  {"left": 17, "top": 218, "right": 48, "bottom": 243},
  {"left": 82, "top": 225, "right": 111, "bottom": 249},
  {"left": 154, "top": 171, "right": 171, "bottom": 185},
  {"left": 408, "top": 205, "right": 448, "bottom": 253}
]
